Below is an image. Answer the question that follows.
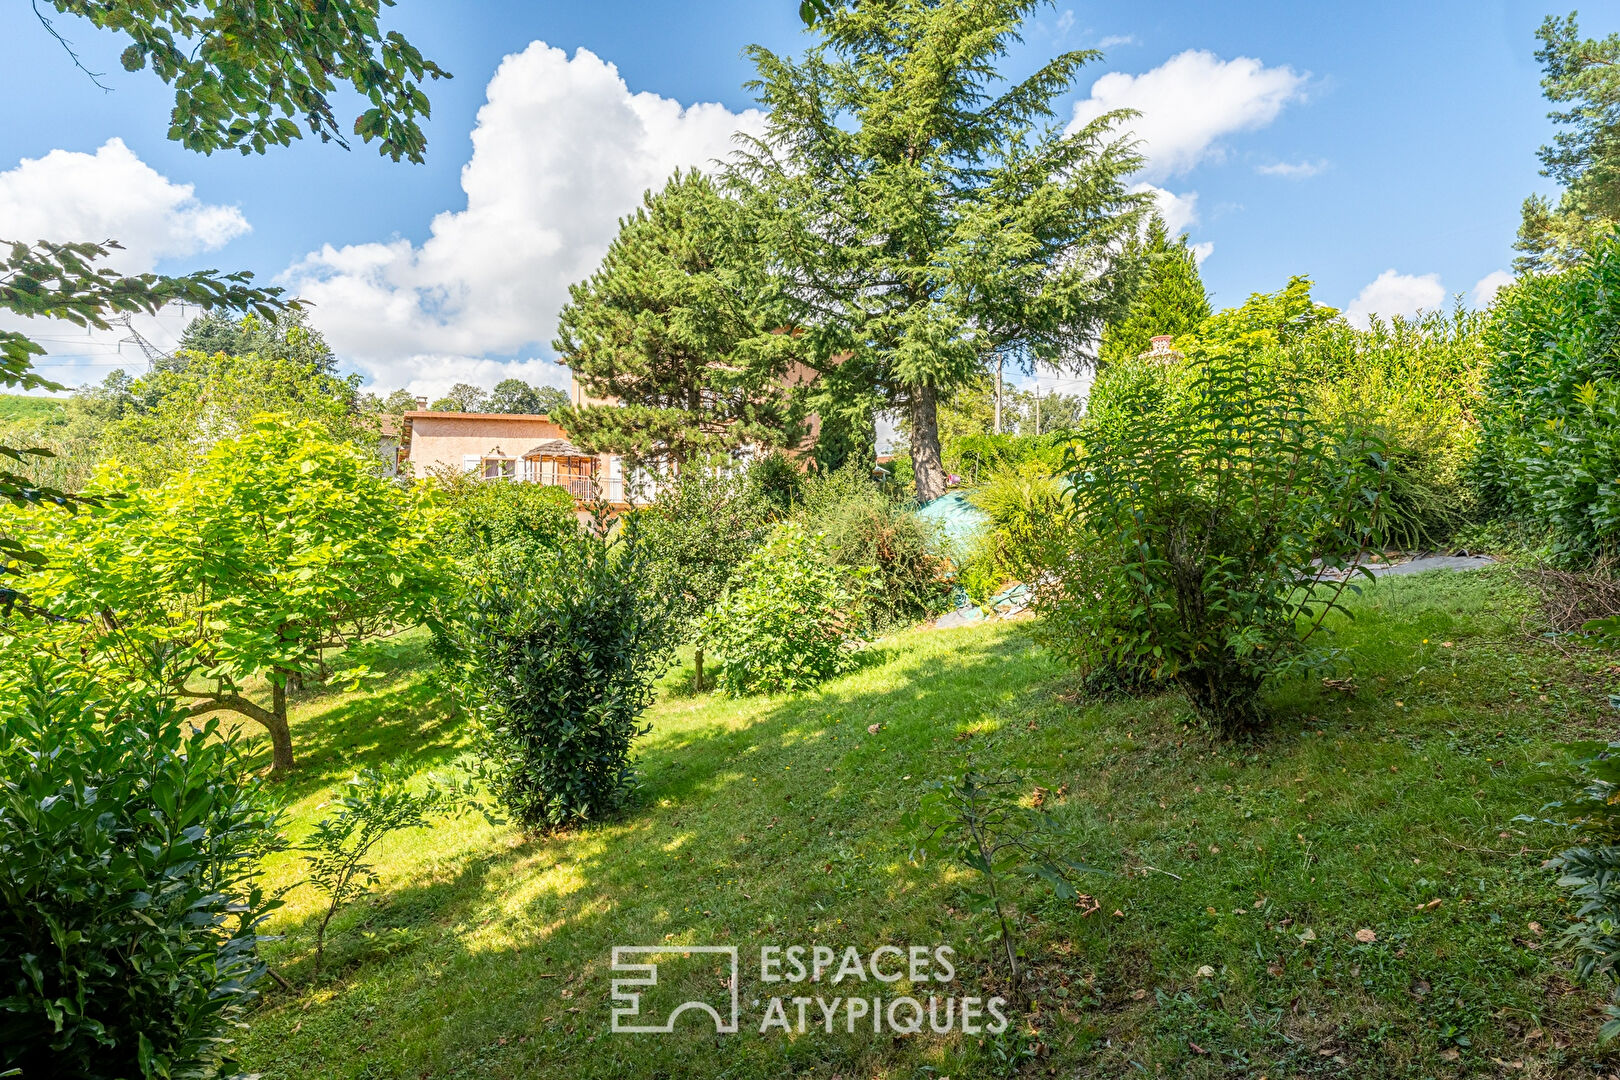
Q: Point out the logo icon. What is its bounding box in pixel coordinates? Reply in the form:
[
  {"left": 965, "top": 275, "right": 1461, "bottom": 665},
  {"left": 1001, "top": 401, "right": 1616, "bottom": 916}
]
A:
[{"left": 610, "top": 946, "right": 739, "bottom": 1033}]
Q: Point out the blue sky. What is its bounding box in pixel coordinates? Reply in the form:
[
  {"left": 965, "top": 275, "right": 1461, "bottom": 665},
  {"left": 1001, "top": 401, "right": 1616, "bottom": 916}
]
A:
[{"left": 0, "top": 0, "right": 1596, "bottom": 397}]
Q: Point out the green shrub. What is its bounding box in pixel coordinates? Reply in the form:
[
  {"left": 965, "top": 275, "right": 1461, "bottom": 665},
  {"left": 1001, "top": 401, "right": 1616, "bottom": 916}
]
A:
[
  {"left": 635, "top": 462, "right": 778, "bottom": 687},
  {"left": 799, "top": 466, "right": 951, "bottom": 630},
  {"left": 0, "top": 661, "right": 282, "bottom": 1079},
  {"left": 1477, "top": 237, "right": 1620, "bottom": 565},
  {"left": 1524, "top": 744, "right": 1620, "bottom": 1040},
  {"left": 966, "top": 459, "right": 1065, "bottom": 586},
  {"left": 433, "top": 468, "right": 578, "bottom": 564},
  {"left": 700, "top": 522, "right": 870, "bottom": 694},
  {"left": 1041, "top": 353, "right": 1384, "bottom": 734},
  {"left": 1294, "top": 308, "right": 1486, "bottom": 550},
  {"left": 444, "top": 517, "right": 675, "bottom": 831}
]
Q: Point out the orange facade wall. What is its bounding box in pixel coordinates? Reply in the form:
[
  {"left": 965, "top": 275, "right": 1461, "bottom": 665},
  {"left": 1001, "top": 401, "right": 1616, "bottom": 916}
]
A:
[{"left": 403, "top": 412, "right": 577, "bottom": 478}]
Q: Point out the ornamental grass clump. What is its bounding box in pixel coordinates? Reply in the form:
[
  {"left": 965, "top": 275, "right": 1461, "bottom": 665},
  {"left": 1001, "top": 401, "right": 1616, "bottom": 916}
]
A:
[{"left": 1038, "top": 353, "right": 1385, "bottom": 735}]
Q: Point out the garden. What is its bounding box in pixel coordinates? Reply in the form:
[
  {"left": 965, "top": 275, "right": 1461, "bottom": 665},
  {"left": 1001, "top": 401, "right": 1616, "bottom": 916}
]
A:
[{"left": 7, "top": 3, "right": 1620, "bottom": 1080}]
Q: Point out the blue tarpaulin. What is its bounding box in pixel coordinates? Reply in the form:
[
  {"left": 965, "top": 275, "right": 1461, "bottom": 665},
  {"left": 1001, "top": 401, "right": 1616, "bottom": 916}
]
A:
[{"left": 916, "top": 492, "right": 989, "bottom": 551}]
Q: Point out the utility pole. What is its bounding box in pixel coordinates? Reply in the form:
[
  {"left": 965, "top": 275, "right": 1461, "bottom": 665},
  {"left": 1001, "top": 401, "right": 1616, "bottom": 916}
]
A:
[
  {"left": 993, "top": 355, "right": 1002, "bottom": 435},
  {"left": 112, "top": 314, "right": 168, "bottom": 368},
  {"left": 1033, "top": 379, "right": 1041, "bottom": 436}
]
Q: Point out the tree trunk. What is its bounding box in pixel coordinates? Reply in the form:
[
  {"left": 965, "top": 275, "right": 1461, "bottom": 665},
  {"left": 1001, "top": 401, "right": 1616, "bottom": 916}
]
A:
[
  {"left": 183, "top": 683, "right": 296, "bottom": 776},
  {"left": 908, "top": 384, "right": 948, "bottom": 503},
  {"left": 267, "top": 677, "right": 296, "bottom": 776},
  {"left": 693, "top": 647, "right": 705, "bottom": 691}
]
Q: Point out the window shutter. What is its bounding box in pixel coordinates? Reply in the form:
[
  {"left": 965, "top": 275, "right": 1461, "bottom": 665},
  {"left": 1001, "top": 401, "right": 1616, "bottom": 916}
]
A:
[{"left": 463, "top": 455, "right": 479, "bottom": 473}]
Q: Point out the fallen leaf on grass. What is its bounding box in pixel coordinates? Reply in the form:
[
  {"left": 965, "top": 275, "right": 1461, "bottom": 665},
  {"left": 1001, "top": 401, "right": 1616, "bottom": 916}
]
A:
[
  {"left": 1131, "top": 989, "right": 1147, "bottom": 1000},
  {"left": 1196, "top": 965, "right": 1215, "bottom": 978},
  {"left": 1355, "top": 928, "right": 1377, "bottom": 943},
  {"left": 1418, "top": 898, "right": 1442, "bottom": 911},
  {"left": 1438, "top": 1048, "right": 1460, "bottom": 1062}
]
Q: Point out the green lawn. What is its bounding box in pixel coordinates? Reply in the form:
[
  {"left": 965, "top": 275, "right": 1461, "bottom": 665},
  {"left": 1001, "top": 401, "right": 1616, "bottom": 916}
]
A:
[
  {"left": 0, "top": 393, "right": 65, "bottom": 425},
  {"left": 238, "top": 569, "right": 1620, "bottom": 1078}
]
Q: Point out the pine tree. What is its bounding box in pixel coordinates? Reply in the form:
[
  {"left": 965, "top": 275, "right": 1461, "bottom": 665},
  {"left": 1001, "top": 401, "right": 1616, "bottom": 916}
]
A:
[
  {"left": 1098, "top": 216, "right": 1212, "bottom": 368},
  {"left": 554, "top": 170, "right": 805, "bottom": 466},
  {"left": 732, "top": 0, "right": 1150, "bottom": 502}
]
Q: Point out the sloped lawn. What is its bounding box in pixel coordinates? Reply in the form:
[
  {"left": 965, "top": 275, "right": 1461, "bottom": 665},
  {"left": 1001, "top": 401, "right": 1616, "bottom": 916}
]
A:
[{"left": 239, "top": 569, "right": 1620, "bottom": 1078}]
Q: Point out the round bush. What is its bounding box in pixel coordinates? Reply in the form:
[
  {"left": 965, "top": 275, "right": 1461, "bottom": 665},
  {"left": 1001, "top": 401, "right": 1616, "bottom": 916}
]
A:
[{"left": 701, "top": 523, "right": 869, "bottom": 694}]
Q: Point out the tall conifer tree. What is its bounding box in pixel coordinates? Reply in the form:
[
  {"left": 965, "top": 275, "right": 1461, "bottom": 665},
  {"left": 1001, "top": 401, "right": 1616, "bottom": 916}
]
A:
[
  {"left": 554, "top": 170, "right": 804, "bottom": 466},
  {"left": 1098, "top": 216, "right": 1212, "bottom": 368},
  {"left": 732, "top": 0, "right": 1150, "bottom": 502}
]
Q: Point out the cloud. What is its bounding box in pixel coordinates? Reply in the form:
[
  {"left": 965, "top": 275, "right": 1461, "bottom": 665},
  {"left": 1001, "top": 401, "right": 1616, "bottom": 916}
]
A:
[
  {"left": 0, "top": 138, "right": 249, "bottom": 273},
  {"left": 281, "top": 42, "right": 766, "bottom": 396},
  {"left": 1344, "top": 269, "right": 1445, "bottom": 329},
  {"left": 1068, "top": 50, "right": 1307, "bottom": 181},
  {"left": 0, "top": 138, "right": 250, "bottom": 387},
  {"left": 1131, "top": 183, "right": 1200, "bottom": 237},
  {"left": 1055, "top": 9, "right": 1075, "bottom": 35},
  {"left": 1096, "top": 34, "right": 1135, "bottom": 48},
  {"left": 1471, "top": 269, "right": 1515, "bottom": 308},
  {"left": 1190, "top": 241, "right": 1214, "bottom": 265},
  {"left": 1256, "top": 158, "right": 1327, "bottom": 179}
]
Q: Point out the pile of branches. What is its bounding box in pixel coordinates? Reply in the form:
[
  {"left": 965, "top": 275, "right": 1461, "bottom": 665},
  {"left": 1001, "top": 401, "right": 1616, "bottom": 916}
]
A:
[{"left": 1522, "top": 558, "right": 1620, "bottom": 632}]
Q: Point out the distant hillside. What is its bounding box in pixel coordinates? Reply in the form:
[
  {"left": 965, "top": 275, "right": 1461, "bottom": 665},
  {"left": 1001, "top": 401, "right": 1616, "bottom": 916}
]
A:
[{"left": 0, "top": 394, "right": 67, "bottom": 424}]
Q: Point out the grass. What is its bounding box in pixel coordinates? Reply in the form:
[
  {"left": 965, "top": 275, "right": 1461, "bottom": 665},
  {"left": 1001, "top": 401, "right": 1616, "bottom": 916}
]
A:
[
  {"left": 0, "top": 393, "right": 65, "bottom": 423},
  {"left": 236, "top": 568, "right": 1620, "bottom": 1078}
]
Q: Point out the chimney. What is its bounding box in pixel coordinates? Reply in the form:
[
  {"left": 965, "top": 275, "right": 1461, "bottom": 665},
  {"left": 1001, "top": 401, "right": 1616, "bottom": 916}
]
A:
[
  {"left": 415, "top": 395, "right": 428, "bottom": 410},
  {"left": 1139, "top": 335, "right": 1179, "bottom": 362}
]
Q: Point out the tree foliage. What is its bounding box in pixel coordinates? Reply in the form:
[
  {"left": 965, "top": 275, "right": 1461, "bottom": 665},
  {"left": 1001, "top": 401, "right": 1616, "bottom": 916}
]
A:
[
  {"left": 1515, "top": 12, "right": 1620, "bottom": 273},
  {"left": 1477, "top": 236, "right": 1620, "bottom": 564},
  {"left": 0, "top": 239, "right": 286, "bottom": 608},
  {"left": 429, "top": 382, "right": 489, "bottom": 412},
  {"left": 488, "top": 378, "right": 568, "bottom": 416},
  {"left": 0, "top": 661, "right": 282, "bottom": 1078},
  {"left": 1098, "top": 215, "right": 1211, "bottom": 369},
  {"left": 44, "top": 0, "right": 450, "bottom": 163},
  {"left": 177, "top": 308, "right": 337, "bottom": 374},
  {"left": 732, "top": 0, "right": 1150, "bottom": 502},
  {"left": 17, "top": 420, "right": 446, "bottom": 774},
  {"left": 556, "top": 170, "right": 806, "bottom": 465}
]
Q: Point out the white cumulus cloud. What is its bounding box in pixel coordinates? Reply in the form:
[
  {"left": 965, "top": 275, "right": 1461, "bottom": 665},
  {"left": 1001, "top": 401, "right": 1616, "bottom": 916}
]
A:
[
  {"left": 1068, "top": 50, "right": 1307, "bottom": 181},
  {"left": 1471, "top": 269, "right": 1515, "bottom": 308},
  {"left": 0, "top": 138, "right": 250, "bottom": 388},
  {"left": 0, "top": 138, "right": 249, "bottom": 273},
  {"left": 1344, "top": 269, "right": 1446, "bottom": 329},
  {"left": 281, "top": 42, "right": 767, "bottom": 396}
]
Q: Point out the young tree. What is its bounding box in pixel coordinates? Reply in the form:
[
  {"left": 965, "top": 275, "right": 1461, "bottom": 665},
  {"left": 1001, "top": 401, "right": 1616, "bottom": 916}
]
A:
[
  {"left": 733, "top": 0, "right": 1150, "bottom": 503},
  {"left": 555, "top": 170, "right": 806, "bottom": 466},
  {"left": 1098, "top": 216, "right": 1212, "bottom": 369},
  {"left": 637, "top": 464, "right": 776, "bottom": 688},
  {"left": 21, "top": 421, "right": 446, "bottom": 775},
  {"left": 1515, "top": 13, "right": 1620, "bottom": 273}
]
